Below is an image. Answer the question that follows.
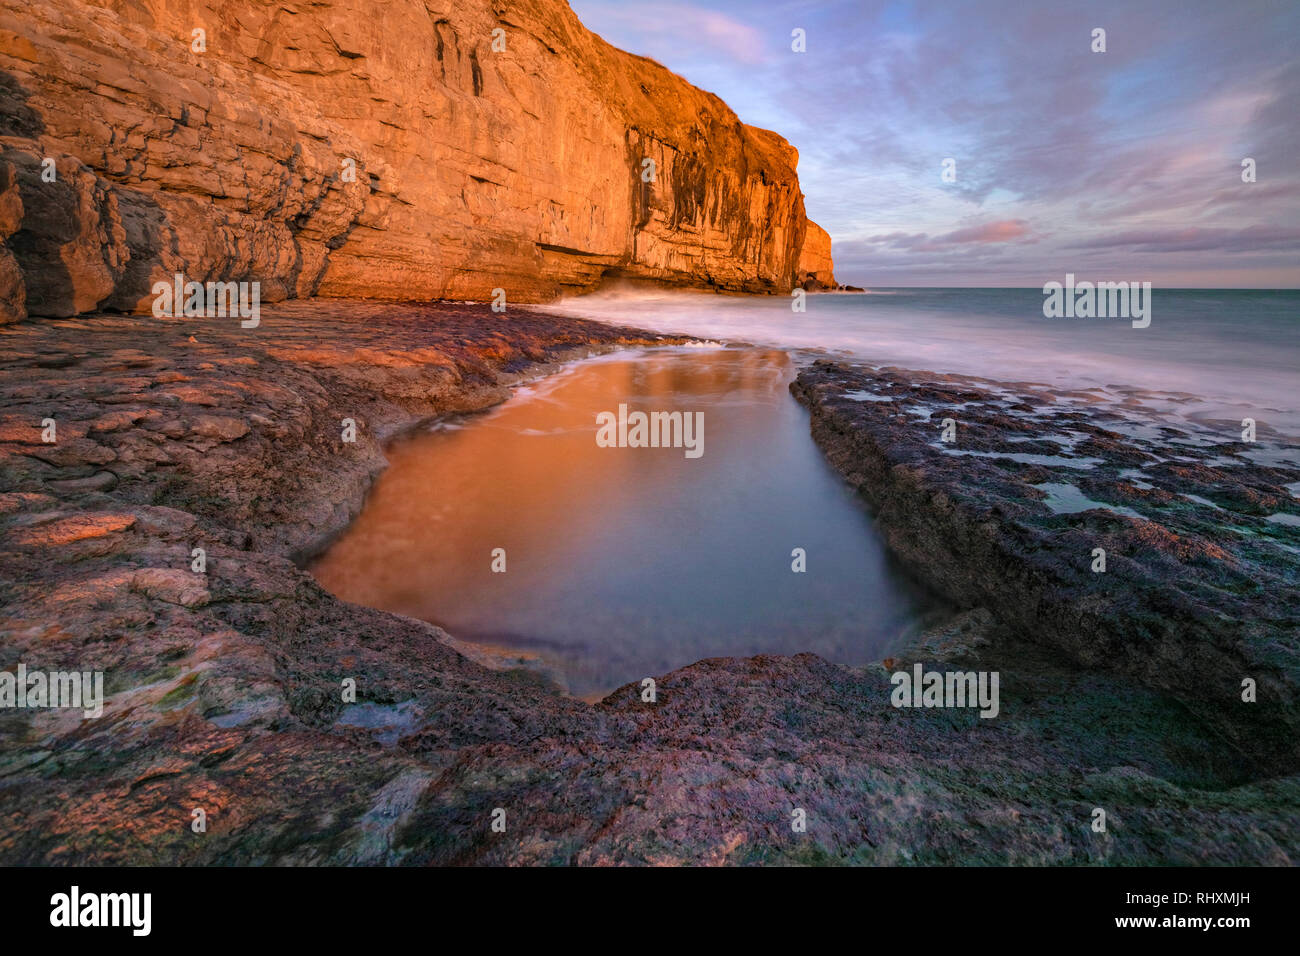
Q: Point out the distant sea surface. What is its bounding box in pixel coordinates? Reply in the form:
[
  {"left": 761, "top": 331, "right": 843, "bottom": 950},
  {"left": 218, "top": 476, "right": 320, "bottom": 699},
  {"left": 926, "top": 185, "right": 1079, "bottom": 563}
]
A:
[{"left": 542, "top": 288, "right": 1300, "bottom": 437}]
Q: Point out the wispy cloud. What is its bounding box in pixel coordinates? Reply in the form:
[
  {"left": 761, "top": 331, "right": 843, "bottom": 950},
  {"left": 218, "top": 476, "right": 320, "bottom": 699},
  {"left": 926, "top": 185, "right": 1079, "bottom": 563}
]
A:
[
  {"left": 577, "top": 3, "right": 767, "bottom": 66},
  {"left": 1069, "top": 225, "right": 1300, "bottom": 253},
  {"left": 863, "top": 219, "right": 1033, "bottom": 251},
  {"left": 570, "top": 0, "right": 1300, "bottom": 286}
]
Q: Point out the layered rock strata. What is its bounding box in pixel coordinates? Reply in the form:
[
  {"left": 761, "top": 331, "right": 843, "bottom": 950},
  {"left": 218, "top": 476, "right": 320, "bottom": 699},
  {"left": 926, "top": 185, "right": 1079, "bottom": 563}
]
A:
[
  {"left": 0, "top": 0, "right": 833, "bottom": 320},
  {"left": 797, "top": 220, "right": 837, "bottom": 289}
]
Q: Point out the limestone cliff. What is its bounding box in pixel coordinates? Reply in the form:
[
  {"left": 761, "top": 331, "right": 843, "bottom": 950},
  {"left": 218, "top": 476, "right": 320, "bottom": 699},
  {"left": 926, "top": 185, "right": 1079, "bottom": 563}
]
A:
[
  {"left": 0, "top": 0, "right": 833, "bottom": 319},
  {"left": 797, "top": 220, "right": 836, "bottom": 289}
]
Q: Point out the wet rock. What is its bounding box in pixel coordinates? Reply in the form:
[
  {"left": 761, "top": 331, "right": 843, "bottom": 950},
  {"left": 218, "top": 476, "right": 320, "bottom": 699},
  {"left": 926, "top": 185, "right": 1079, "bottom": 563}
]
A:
[
  {"left": 10, "top": 511, "right": 135, "bottom": 547},
  {"left": 190, "top": 416, "right": 249, "bottom": 442},
  {"left": 792, "top": 361, "right": 1300, "bottom": 770},
  {"left": 45, "top": 470, "right": 118, "bottom": 494},
  {"left": 132, "top": 569, "right": 210, "bottom": 608},
  {"left": 1, "top": 304, "right": 1295, "bottom": 866}
]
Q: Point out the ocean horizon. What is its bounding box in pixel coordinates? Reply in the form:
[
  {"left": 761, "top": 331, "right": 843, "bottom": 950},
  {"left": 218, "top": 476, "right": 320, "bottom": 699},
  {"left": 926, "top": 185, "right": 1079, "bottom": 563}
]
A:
[{"left": 545, "top": 287, "right": 1300, "bottom": 436}]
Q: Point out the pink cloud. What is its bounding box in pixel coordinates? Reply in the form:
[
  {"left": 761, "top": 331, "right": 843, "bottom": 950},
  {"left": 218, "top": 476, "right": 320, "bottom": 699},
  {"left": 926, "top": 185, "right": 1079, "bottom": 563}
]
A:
[
  {"left": 863, "top": 220, "right": 1032, "bottom": 251},
  {"left": 937, "top": 220, "right": 1031, "bottom": 244},
  {"left": 576, "top": 4, "right": 766, "bottom": 66}
]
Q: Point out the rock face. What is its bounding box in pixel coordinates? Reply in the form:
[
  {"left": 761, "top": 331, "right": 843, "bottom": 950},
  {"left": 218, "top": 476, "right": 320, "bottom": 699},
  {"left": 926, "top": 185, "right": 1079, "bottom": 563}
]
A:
[
  {"left": 0, "top": 158, "right": 23, "bottom": 322},
  {"left": 0, "top": 0, "right": 833, "bottom": 320},
  {"left": 797, "top": 220, "right": 836, "bottom": 289},
  {"left": 791, "top": 361, "right": 1300, "bottom": 772}
]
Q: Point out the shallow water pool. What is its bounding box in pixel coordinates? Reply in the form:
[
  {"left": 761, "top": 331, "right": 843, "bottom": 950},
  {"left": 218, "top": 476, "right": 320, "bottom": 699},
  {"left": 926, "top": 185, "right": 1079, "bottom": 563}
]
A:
[{"left": 310, "top": 347, "right": 943, "bottom": 697}]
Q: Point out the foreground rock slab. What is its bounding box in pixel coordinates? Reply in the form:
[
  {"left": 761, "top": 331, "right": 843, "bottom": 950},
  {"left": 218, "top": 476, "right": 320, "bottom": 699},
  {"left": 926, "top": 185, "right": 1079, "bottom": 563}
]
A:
[
  {"left": 792, "top": 360, "right": 1300, "bottom": 773},
  {"left": 0, "top": 308, "right": 1296, "bottom": 865}
]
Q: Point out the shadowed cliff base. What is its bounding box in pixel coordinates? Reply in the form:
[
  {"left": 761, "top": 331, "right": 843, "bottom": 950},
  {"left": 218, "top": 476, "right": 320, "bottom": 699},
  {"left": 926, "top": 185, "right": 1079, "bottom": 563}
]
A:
[{"left": 0, "top": 301, "right": 1296, "bottom": 865}]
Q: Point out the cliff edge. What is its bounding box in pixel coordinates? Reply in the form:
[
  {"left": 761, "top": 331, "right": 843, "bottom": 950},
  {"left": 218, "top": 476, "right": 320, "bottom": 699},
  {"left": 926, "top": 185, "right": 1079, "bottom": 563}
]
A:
[
  {"left": 797, "top": 220, "right": 836, "bottom": 289},
  {"left": 0, "top": 0, "right": 834, "bottom": 319}
]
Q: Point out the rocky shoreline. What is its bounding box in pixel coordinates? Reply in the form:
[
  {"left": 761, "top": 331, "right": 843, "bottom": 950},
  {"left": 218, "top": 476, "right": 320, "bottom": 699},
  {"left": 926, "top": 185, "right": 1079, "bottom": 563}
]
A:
[
  {"left": 790, "top": 361, "right": 1300, "bottom": 774},
  {"left": 2, "top": 304, "right": 1297, "bottom": 865}
]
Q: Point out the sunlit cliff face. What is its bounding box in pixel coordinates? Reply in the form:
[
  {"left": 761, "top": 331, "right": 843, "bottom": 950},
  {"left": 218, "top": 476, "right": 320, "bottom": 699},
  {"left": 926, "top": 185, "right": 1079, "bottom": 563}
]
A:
[{"left": 574, "top": 0, "right": 1300, "bottom": 287}]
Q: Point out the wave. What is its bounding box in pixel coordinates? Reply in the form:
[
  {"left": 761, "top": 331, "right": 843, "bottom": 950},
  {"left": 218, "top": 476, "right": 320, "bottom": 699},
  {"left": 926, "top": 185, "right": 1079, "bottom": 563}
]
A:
[{"left": 538, "top": 287, "right": 1300, "bottom": 439}]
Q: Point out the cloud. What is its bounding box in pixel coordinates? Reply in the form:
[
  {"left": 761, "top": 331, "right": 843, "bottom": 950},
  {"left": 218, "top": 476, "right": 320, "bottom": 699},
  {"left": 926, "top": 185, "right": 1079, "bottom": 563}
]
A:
[
  {"left": 863, "top": 219, "right": 1032, "bottom": 251},
  {"left": 1202, "top": 182, "right": 1300, "bottom": 209},
  {"left": 570, "top": 0, "right": 1300, "bottom": 285},
  {"left": 573, "top": 3, "right": 767, "bottom": 65},
  {"left": 1068, "top": 225, "right": 1300, "bottom": 254},
  {"left": 937, "top": 220, "right": 1032, "bottom": 244}
]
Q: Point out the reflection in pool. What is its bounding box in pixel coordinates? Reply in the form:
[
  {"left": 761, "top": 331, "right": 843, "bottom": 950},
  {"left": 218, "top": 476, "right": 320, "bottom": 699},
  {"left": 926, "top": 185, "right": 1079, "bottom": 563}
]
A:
[{"left": 310, "top": 347, "right": 945, "bottom": 698}]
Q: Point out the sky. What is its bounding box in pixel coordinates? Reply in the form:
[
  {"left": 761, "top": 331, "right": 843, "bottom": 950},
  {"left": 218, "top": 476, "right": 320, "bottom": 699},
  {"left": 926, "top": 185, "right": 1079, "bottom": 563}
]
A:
[{"left": 568, "top": 0, "right": 1300, "bottom": 287}]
